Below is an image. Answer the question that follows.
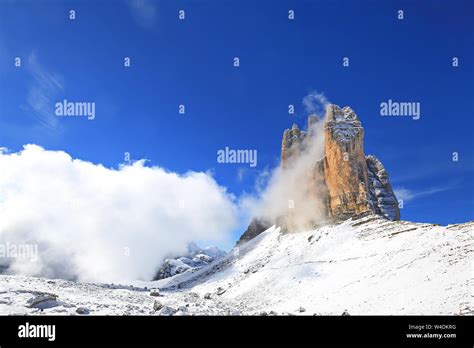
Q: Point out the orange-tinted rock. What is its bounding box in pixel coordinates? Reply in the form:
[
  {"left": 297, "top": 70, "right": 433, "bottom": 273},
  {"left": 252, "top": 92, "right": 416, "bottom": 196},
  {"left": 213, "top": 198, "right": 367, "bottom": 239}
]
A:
[
  {"left": 280, "top": 104, "right": 400, "bottom": 222},
  {"left": 323, "top": 105, "right": 372, "bottom": 220},
  {"left": 237, "top": 103, "right": 400, "bottom": 243}
]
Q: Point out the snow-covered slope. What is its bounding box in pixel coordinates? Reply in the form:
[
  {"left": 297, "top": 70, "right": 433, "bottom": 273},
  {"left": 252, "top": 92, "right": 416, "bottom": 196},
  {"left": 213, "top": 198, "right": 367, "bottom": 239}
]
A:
[{"left": 0, "top": 215, "right": 472, "bottom": 315}]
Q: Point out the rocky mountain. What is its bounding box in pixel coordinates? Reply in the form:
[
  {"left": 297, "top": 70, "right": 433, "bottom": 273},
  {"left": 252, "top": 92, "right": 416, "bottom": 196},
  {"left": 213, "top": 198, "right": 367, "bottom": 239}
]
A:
[
  {"left": 242, "top": 104, "right": 400, "bottom": 243},
  {"left": 0, "top": 104, "right": 469, "bottom": 317},
  {"left": 323, "top": 105, "right": 400, "bottom": 221},
  {"left": 154, "top": 243, "right": 226, "bottom": 280}
]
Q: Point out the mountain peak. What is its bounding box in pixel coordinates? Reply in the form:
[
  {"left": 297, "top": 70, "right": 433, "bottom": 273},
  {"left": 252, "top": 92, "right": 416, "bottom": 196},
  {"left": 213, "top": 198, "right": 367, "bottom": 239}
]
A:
[
  {"left": 326, "top": 104, "right": 359, "bottom": 121},
  {"left": 325, "top": 104, "right": 363, "bottom": 143},
  {"left": 240, "top": 104, "right": 400, "bottom": 242},
  {"left": 322, "top": 105, "right": 399, "bottom": 221}
]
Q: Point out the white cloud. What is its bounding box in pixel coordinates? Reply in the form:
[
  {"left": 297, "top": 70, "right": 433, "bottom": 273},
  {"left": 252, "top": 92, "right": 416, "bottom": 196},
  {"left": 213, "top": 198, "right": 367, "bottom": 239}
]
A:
[
  {"left": 126, "top": 0, "right": 158, "bottom": 30},
  {"left": 0, "top": 145, "right": 237, "bottom": 282},
  {"left": 393, "top": 187, "right": 414, "bottom": 201},
  {"left": 302, "top": 90, "right": 329, "bottom": 115}
]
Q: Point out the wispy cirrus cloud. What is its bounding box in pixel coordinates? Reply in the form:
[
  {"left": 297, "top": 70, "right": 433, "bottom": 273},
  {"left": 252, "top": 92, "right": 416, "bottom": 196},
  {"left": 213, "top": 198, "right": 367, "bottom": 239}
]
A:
[
  {"left": 23, "top": 52, "right": 64, "bottom": 130},
  {"left": 237, "top": 167, "right": 247, "bottom": 182},
  {"left": 394, "top": 182, "right": 459, "bottom": 202},
  {"left": 126, "top": 0, "right": 158, "bottom": 30}
]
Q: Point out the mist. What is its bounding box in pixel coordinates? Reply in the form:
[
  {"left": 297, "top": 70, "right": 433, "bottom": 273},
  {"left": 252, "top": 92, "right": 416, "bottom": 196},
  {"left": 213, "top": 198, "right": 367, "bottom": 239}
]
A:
[
  {"left": 252, "top": 116, "right": 329, "bottom": 232},
  {"left": 247, "top": 92, "right": 331, "bottom": 232}
]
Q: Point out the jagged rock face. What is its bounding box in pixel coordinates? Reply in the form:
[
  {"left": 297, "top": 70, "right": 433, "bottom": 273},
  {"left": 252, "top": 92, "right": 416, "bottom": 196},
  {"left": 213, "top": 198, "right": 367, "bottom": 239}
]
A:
[
  {"left": 281, "top": 124, "right": 307, "bottom": 168},
  {"left": 237, "top": 103, "right": 400, "bottom": 244},
  {"left": 280, "top": 104, "right": 400, "bottom": 223},
  {"left": 281, "top": 116, "right": 320, "bottom": 169},
  {"left": 322, "top": 105, "right": 400, "bottom": 221},
  {"left": 366, "top": 155, "right": 400, "bottom": 220},
  {"left": 236, "top": 218, "right": 272, "bottom": 246},
  {"left": 323, "top": 105, "right": 372, "bottom": 220}
]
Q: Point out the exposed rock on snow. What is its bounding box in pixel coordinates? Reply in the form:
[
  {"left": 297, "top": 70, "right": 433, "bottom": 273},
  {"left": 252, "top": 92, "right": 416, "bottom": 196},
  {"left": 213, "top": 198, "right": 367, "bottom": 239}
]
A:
[
  {"left": 26, "top": 293, "right": 58, "bottom": 309},
  {"left": 157, "top": 306, "right": 176, "bottom": 316},
  {"left": 154, "top": 243, "right": 226, "bottom": 280},
  {"left": 236, "top": 218, "right": 272, "bottom": 246},
  {"left": 76, "top": 307, "right": 90, "bottom": 315},
  {"left": 149, "top": 289, "right": 160, "bottom": 297},
  {"left": 153, "top": 300, "right": 163, "bottom": 311}
]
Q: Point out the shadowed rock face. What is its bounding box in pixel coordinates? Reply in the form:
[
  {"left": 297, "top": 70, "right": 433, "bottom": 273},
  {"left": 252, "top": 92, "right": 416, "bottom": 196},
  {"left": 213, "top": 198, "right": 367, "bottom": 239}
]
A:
[
  {"left": 238, "top": 104, "right": 400, "bottom": 244},
  {"left": 281, "top": 123, "right": 306, "bottom": 168},
  {"left": 236, "top": 218, "right": 272, "bottom": 246},
  {"left": 366, "top": 155, "right": 400, "bottom": 220}
]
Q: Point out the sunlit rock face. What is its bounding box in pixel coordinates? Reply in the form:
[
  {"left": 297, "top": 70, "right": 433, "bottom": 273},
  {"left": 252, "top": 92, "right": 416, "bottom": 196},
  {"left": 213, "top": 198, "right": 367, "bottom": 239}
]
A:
[
  {"left": 322, "top": 105, "right": 400, "bottom": 221},
  {"left": 239, "top": 103, "right": 400, "bottom": 243},
  {"left": 280, "top": 104, "right": 400, "bottom": 223},
  {"left": 322, "top": 105, "right": 372, "bottom": 220}
]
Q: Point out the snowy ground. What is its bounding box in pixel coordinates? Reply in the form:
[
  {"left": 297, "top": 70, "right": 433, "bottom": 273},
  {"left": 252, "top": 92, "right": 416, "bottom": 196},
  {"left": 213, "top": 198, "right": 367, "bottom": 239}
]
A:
[{"left": 0, "top": 214, "right": 472, "bottom": 315}]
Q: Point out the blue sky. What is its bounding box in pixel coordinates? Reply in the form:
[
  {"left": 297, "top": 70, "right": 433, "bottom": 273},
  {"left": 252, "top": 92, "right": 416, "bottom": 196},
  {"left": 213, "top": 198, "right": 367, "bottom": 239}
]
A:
[{"left": 1, "top": 0, "right": 473, "bottom": 245}]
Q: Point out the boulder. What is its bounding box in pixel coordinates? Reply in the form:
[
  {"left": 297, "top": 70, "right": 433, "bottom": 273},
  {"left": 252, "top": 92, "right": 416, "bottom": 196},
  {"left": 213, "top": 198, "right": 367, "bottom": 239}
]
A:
[
  {"left": 76, "top": 307, "right": 90, "bottom": 315},
  {"left": 149, "top": 289, "right": 160, "bottom": 297},
  {"left": 158, "top": 306, "right": 176, "bottom": 316},
  {"left": 153, "top": 300, "right": 164, "bottom": 311},
  {"left": 26, "top": 293, "right": 58, "bottom": 309}
]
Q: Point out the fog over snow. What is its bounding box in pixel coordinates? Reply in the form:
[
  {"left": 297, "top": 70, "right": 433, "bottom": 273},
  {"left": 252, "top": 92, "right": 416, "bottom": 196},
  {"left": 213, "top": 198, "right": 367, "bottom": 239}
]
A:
[{"left": 0, "top": 145, "right": 238, "bottom": 282}]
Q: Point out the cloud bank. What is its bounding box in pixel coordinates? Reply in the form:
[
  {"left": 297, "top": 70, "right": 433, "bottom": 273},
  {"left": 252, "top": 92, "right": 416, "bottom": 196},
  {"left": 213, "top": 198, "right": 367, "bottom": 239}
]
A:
[{"left": 0, "top": 145, "right": 237, "bottom": 282}]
